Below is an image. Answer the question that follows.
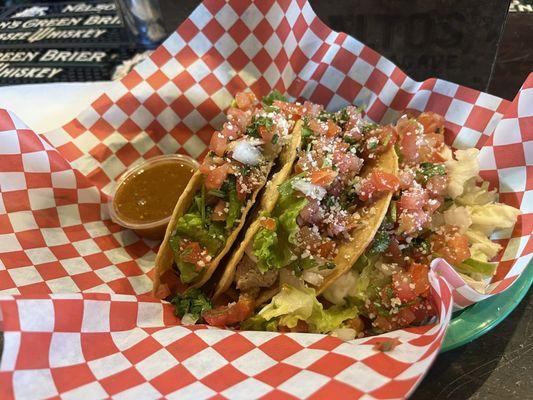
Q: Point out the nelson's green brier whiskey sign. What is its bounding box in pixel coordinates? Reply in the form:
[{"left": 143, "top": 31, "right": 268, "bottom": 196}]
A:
[{"left": 0, "top": 0, "right": 144, "bottom": 84}]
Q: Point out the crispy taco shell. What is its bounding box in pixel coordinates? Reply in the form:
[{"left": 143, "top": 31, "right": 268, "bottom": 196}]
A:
[
  {"left": 153, "top": 121, "right": 303, "bottom": 297},
  {"left": 213, "top": 145, "right": 398, "bottom": 305}
]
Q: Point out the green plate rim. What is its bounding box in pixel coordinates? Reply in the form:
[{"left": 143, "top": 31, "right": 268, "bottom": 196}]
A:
[{"left": 441, "top": 259, "right": 533, "bottom": 352}]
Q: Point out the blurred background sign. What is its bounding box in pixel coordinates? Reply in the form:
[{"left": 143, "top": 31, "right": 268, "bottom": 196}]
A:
[
  {"left": 0, "top": 0, "right": 150, "bottom": 84},
  {"left": 0, "top": 0, "right": 530, "bottom": 100}
]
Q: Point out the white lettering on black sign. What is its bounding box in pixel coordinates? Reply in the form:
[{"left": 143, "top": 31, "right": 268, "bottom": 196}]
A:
[
  {"left": 61, "top": 2, "right": 115, "bottom": 13},
  {"left": 40, "top": 49, "right": 106, "bottom": 63},
  {"left": 0, "top": 63, "right": 62, "bottom": 79},
  {"left": 27, "top": 28, "right": 108, "bottom": 43},
  {"left": 0, "top": 15, "right": 121, "bottom": 30},
  {"left": 0, "top": 51, "right": 40, "bottom": 62}
]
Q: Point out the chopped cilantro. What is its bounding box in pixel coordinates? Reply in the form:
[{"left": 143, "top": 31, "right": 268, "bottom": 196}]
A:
[
  {"left": 246, "top": 116, "right": 273, "bottom": 138},
  {"left": 170, "top": 288, "right": 212, "bottom": 321},
  {"left": 369, "top": 230, "right": 391, "bottom": 255},
  {"left": 362, "top": 123, "right": 378, "bottom": 135},
  {"left": 240, "top": 165, "right": 251, "bottom": 176},
  {"left": 301, "top": 124, "right": 314, "bottom": 140},
  {"left": 262, "top": 90, "right": 287, "bottom": 106},
  {"left": 417, "top": 162, "right": 446, "bottom": 182},
  {"left": 271, "top": 134, "right": 279, "bottom": 144}
]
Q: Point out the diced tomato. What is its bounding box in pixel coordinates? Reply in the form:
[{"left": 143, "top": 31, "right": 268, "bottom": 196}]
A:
[
  {"left": 358, "top": 179, "right": 375, "bottom": 202},
  {"left": 303, "top": 101, "right": 323, "bottom": 117},
  {"left": 430, "top": 226, "right": 471, "bottom": 265},
  {"left": 425, "top": 197, "right": 442, "bottom": 214},
  {"left": 419, "top": 133, "right": 446, "bottom": 163},
  {"left": 259, "top": 125, "right": 274, "bottom": 142},
  {"left": 364, "top": 125, "right": 397, "bottom": 156},
  {"left": 235, "top": 92, "right": 257, "bottom": 110},
  {"left": 235, "top": 177, "right": 247, "bottom": 202},
  {"left": 273, "top": 100, "right": 305, "bottom": 118},
  {"left": 360, "top": 170, "right": 399, "bottom": 201},
  {"left": 392, "top": 270, "right": 418, "bottom": 302},
  {"left": 371, "top": 170, "right": 400, "bottom": 192},
  {"left": 309, "top": 118, "right": 327, "bottom": 136},
  {"left": 310, "top": 168, "right": 338, "bottom": 187},
  {"left": 202, "top": 295, "right": 255, "bottom": 327},
  {"left": 318, "top": 240, "right": 336, "bottom": 258},
  {"left": 227, "top": 107, "right": 252, "bottom": 131},
  {"left": 408, "top": 263, "right": 430, "bottom": 296},
  {"left": 417, "top": 112, "right": 445, "bottom": 134},
  {"left": 386, "top": 238, "right": 403, "bottom": 262},
  {"left": 205, "top": 164, "right": 230, "bottom": 190},
  {"left": 221, "top": 122, "right": 241, "bottom": 140},
  {"left": 396, "top": 307, "right": 416, "bottom": 327},
  {"left": 181, "top": 242, "right": 206, "bottom": 269},
  {"left": 209, "top": 132, "right": 228, "bottom": 157},
  {"left": 326, "top": 119, "right": 341, "bottom": 137},
  {"left": 260, "top": 217, "right": 277, "bottom": 231},
  {"left": 426, "top": 175, "right": 447, "bottom": 196},
  {"left": 333, "top": 149, "right": 362, "bottom": 175},
  {"left": 373, "top": 316, "right": 393, "bottom": 332},
  {"left": 397, "top": 209, "right": 428, "bottom": 234},
  {"left": 399, "top": 188, "right": 428, "bottom": 211},
  {"left": 399, "top": 131, "right": 419, "bottom": 162},
  {"left": 409, "top": 298, "right": 435, "bottom": 322},
  {"left": 212, "top": 200, "right": 228, "bottom": 221},
  {"left": 396, "top": 117, "right": 422, "bottom": 163},
  {"left": 398, "top": 169, "right": 415, "bottom": 190}
]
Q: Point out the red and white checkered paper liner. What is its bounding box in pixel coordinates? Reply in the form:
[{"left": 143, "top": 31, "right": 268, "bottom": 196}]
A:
[{"left": 0, "top": 0, "right": 531, "bottom": 398}]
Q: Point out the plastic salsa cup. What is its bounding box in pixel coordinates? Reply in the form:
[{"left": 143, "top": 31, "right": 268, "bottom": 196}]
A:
[{"left": 109, "top": 154, "right": 199, "bottom": 240}]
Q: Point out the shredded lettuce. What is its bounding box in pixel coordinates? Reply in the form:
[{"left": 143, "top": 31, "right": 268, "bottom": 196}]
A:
[
  {"left": 257, "top": 284, "right": 357, "bottom": 333},
  {"left": 445, "top": 148, "right": 480, "bottom": 199},
  {"left": 443, "top": 205, "right": 472, "bottom": 232},
  {"left": 278, "top": 196, "right": 308, "bottom": 245},
  {"left": 467, "top": 203, "right": 520, "bottom": 236},
  {"left": 455, "top": 258, "right": 497, "bottom": 277},
  {"left": 173, "top": 212, "right": 225, "bottom": 254},
  {"left": 253, "top": 225, "right": 292, "bottom": 272},
  {"left": 465, "top": 229, "right": 502, "bottom": 261},
  {"left": 252, "top": 174, "right": 308, "bottom": 272},
  {"left": 455, "top": 179, "right": 496, "bottom": 206}
]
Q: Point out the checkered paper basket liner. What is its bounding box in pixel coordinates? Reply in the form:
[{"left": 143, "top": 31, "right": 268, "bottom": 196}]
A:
[{"left": 0, "top": 0, "right": 531, "bottom": 398}]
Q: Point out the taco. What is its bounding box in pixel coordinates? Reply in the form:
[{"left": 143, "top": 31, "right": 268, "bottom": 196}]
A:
[
  {"left": 153, "top": 91, "right": 304, "bottom": 297},
  {"left": 197, "top": 105, "right": 400, "bottom": 330},
  {"left": 319, "top": 112, "right": 520, "bottom": 338}
]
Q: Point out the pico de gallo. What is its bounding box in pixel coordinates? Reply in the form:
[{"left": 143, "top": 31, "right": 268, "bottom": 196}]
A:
[
  {"left": 170, "top": 107, "right": 519, "bottom": 339},
  {"left": 319, "top": 111, "right": 520, "bottom": 338},
  {"left": 168, "top": 91, "right": 295, "bottom": 285},
  {"left": 173, "top": 104, "right": 400, "bottom": 329}
]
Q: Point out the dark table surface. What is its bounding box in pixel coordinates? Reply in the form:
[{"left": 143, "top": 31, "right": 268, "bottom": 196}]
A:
[{"left": 412, "top": 289, "right": 532, "bottom": 399}]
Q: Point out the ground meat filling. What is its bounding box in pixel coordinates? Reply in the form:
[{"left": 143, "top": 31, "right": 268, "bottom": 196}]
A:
[{"left": 235, "top": 255, "right": 278, "bottom": 291}]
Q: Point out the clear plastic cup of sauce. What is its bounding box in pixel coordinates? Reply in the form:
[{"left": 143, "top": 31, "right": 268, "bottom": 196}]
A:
[{"left": 109, "top": 154, "right": 199, "bottom": 240}]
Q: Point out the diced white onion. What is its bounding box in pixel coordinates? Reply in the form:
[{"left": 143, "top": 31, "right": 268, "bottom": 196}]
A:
[
  {"left": 292, "top": 179, "right": 326, "bottom": 200},
  {"left": 232, "top": 140, "right": 263, "bottom": 166}
]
